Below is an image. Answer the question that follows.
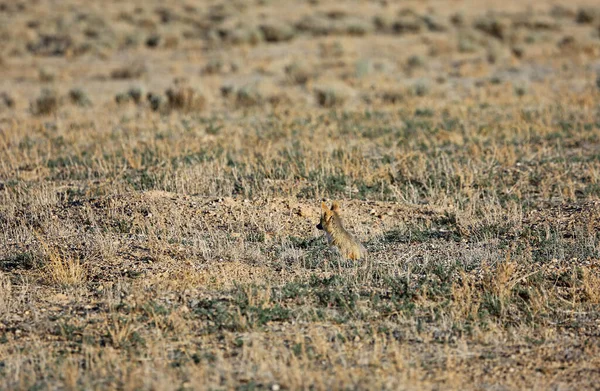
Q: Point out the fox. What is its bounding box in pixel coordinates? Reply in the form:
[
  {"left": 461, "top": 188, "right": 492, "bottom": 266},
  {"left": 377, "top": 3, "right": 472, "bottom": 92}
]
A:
[{"left": 316, "top": 201, "right": 366, "bottom": 260}]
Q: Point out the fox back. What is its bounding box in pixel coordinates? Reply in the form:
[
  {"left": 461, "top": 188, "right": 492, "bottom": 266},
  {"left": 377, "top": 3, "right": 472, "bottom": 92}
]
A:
[{"left": 316, "top": 201, "right": 366, "bottom": 260}]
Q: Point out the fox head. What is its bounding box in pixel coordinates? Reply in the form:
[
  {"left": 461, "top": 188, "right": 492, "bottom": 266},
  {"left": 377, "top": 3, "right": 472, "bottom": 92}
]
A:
[{"left": 316, "top": 201, "right": 340, "bottom": 231}]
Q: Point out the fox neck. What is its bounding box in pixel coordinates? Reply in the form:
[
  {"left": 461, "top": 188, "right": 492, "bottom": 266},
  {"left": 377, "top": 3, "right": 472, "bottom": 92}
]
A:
[{"left": 325, "top": 216, "right": 350, "bottom": 244}]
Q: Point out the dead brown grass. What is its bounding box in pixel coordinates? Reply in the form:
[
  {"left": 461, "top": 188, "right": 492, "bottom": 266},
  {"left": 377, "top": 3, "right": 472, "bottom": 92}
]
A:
[{"left": 1, "top": 0, "right": 600, "bottom": 390}]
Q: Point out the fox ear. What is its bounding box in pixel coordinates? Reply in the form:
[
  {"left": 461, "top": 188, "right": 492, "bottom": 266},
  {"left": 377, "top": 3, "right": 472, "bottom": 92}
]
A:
[
  {"left": 321, "top": 202, "right": 330, "bottom": 212},
  {"left": 331, "top": 201, "right": 340, "bottom": 211}
]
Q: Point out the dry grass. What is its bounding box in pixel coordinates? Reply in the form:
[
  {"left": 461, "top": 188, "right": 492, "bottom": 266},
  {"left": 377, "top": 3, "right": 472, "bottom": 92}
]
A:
[
  {"left": 35, "top": 231, "right": 87, "bottom": 287},
  {"left": 1, "top": 0, "right": 600, "bottom": 389}
]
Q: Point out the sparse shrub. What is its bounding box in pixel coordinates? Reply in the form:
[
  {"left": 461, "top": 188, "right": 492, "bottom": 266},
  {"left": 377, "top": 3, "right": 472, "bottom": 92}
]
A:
[
  {"left": 36, "top": 233, "right": 86, "bottom": 287},
  {"left": 120, "top": 33, "right": 142, "bottom": 49},
  {"left": 557, "top": 35, "right": 576, "bottom": 51},
  {"left": 517, "top": 15, "right": 559, "bottom": 31},
  {"left": 392, "top": 9, "right": 425, "bottom": 34},
  {"left": 450, "top": 12, "right": 465, "bottom": 27},
  {"left": 428, "top": 37, "right": 454, "bottom": 57},
  {"left": 207, "top": 3, "right": 239, "bottom": 23},
  {"left": 163, "top": 35, "right": 179, "bottom": 49},
  {"left": 27, "top": 34, "right": 73, "bottom": 56},
  {"left": 486, "top": 41, "right": 511, "bottom": 64},
  {"left": 31, "top": 88, "right": 59, "bottom": 115},
  {"left": 127, "top": 87, "right": 144, "bottom": 104},
  {"left": 236, "top": 84, "right": 264, "bottom": 107},
  {"left": 576, "top": 7, "right": 600, "bottom": 24},
  {"left": 314, "top": 82, "right": 354, "bottom": 107},
  {"left": 514, "top": 84, "right": 527, "bottom": 96},
  {"left": 406, "top": 55, "right": 425, "bottom": 69},
  {"left": 220, "top": 84, "right": 235, "bottom": 98},
  {"left": 422, "top": 14, "right": 449, "bottom": 32},
  {"left": 222, "top": 25, "right": 264, "bottom": 45},
  {"left": 319, "top": 41, "right": 344, "bottom": 58},
  {"left": 299, "top": 12, "right": 373, "bottom": 36},
  {"left": 205, "top": 122, "right": 223, "bottom": 135},
  {"left": 457, "top": 30, "right": 481, "bottom": 52},
  {"left": 489, "top": 76, "right": 503, "bottom": 85},
  {"left": 550, "top": 5, "right": 575, "bottom": 19},
  {"left": 325, "top": 9, "right": 347, "bottom": 19},
  {"left": 343, "top": 17, "right": 373, "bottom": 36},
  {"left": 111, "top": 62, "right": 147, "bottom": 79},
  {"left": 228, "top": 81, "right": 290, "bottom": 108},
  {"left": 415, "top": 107, "right": 434, "bottom": 117},
  {"left": 474, "top": 14, "right": 511, "bottom": 41},
  {"left": 259, "top": 22, "right": 296, "bottom": 42},
  {"left": 202, "top": 58, "right": 224, "bottom": 75},
  {"left": 156, "top": 7, "right": 177, "bottom": 24},
  {"left": 0, "top": 91, "right": 15, "bottom": 110},
  {"left": 146, "top": 34, "right": 161, "bottom": 48},
  {"left": 69, "top": 88, "right": 92, "bottom": 107},
  {"left": 39, "top": 67, "right": 56, "bottom": 82},
  {"left": 166, "top": 85, "right": 206, "bottom": 112},
  {"left": 511, "top": 45, "right": 525, "bottom": 58},
  {"left": 1, "top": 252, "right": 37, "bottom": 271},
  {"left": 285, "top": 62, "right": 312, "bottom": 85},
  {"left": 373, "top": 14, "right": 394, "bottom": 32},
  {"left": 115, "top": 92, "right": 130, "bottom": 104},
  {"left": 147, "top": 92, "right": 163, "bottom": 111},
  {"left": 105, "top": 312, "right": 143, "bottom": 349},
  {"left": 114, "top": 87, "right": 144, "bottom": 105},
  {"left": 412, "top": 80, "right": 429, "bottom": 97},
  {"left": 296, "top": 14, "right": 335, "bottom": 35},
  {"left": 266, "top": 92, "right": 291, "bottom": 107},
  {"left": 379, "top": 89, "right": 404, "bottom": 104}
]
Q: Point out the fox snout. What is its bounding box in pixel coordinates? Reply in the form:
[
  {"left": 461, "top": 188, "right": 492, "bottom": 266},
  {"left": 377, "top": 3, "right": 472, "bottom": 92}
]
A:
[{"left": 316, "top": 223, "right": 323, "bottom": 230}]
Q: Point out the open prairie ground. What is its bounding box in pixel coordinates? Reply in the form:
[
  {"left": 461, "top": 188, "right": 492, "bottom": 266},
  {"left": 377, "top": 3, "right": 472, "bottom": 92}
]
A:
[{"left": 1, "top": 0, "right": 600, "bottom": 389}]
